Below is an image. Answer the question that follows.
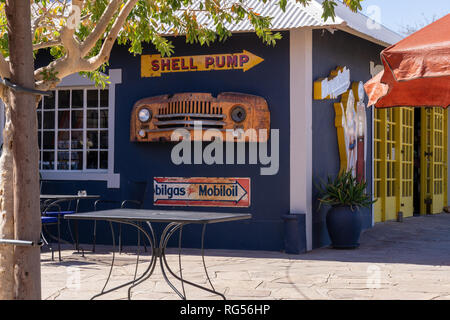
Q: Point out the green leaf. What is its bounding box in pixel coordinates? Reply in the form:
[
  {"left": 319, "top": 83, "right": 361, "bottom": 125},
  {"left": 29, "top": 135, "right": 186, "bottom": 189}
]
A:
[{"left": 316, "top": 170, "right": 377, "bottom": 211}]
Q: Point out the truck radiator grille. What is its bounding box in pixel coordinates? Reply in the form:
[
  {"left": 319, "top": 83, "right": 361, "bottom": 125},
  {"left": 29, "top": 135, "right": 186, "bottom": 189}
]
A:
[{"left": 156, "top": 100, "right": 225, "bottom": 129}]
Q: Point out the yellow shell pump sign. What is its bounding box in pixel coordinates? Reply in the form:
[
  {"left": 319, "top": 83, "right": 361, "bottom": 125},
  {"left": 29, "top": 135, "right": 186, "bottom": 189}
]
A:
[
  {"left": 141, "top": 50, "right": 264, "bottom": 77},
  {"left": 314, "top": 67, "right": 367, "bottom": 180}
]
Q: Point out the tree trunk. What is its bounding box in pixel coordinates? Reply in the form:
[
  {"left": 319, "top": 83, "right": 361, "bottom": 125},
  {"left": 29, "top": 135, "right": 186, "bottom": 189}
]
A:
[
  {"left": 0, "top": 98, "right": 15, "bottom": 300},
  {"left": 6, "top": 0, "right": 41, "bottom": 299}
]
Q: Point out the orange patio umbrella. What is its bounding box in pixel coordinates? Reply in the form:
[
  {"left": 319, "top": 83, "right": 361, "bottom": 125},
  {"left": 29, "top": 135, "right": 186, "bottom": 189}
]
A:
[{"left": 365, "top": 14, "right": 450, "bottom": 108}]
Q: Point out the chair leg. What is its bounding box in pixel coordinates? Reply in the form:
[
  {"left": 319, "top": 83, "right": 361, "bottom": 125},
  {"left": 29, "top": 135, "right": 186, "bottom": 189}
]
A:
[
  {"left": 138, "top": 223, "right": 147, "bottom": 252},
  {"left": 119, "top": 223, "right": 122, "bottom": 254},
  {"left": 41, "top": 231, "right": 54, "bottom": 261},
  {"left": 74, "top": 220, "right": 80, "bottom": 252},
  {"left": 141, "top": 228, "right": 147, "bottom": 253},
  {"left": 75, "top": 200, "right": 80, "bottom": 252},
  {"left": 92, "top": 220, "right": 97, "bottom": 253},
  {"left": 57, "top": 218, "right": 61, "bottom": 262},
  {"left": 137, "top": 223, "right": 147, "bottom": 253}
]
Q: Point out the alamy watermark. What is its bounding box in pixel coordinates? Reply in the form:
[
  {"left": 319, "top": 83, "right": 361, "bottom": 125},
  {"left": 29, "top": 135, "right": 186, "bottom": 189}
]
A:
[
  {"left": 366, "top": 5, "right": 382, "bottom": 30},
  {"left": 170, "top": 121, "right": 279, "bottom": 176},
  {"left": 366, "top": 265, "right": 382, "bottom": 289},
  {"left": 66, "top": 266, "right": 81, "bottom": 290}
]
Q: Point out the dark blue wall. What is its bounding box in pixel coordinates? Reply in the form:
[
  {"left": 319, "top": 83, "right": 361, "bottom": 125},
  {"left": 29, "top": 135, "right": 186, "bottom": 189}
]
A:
[
  {"left": 41, "top": 29, "right": 385, "bottom": 252},
  {"left": 311, "top": 29, "right": 384, "bottom": 248},
  {"left": 43, "top": 32, "right": 291, "bottom": 251}
]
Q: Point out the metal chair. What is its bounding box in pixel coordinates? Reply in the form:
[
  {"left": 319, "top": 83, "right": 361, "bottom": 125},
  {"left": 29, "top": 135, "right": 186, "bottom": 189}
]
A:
[
  {"left": 92, "top": 180, "right": 148, "bottom": 253},
  {"left": 41, "top": 203, "right": 62, "bottom": 261},
  {"left": 40, "top": 180, "right": 78, "bottom": 249}
]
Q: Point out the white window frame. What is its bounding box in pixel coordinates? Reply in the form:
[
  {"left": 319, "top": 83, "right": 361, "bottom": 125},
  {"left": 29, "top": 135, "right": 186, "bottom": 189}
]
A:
[{"left": 40, "top": 69, "right": 121, "bottom": 188}]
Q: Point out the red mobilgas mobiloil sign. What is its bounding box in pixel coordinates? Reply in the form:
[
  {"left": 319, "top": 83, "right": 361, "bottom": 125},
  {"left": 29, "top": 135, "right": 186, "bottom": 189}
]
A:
[{"left": 153, "top": 177, "right": 250, "bottom": 207}]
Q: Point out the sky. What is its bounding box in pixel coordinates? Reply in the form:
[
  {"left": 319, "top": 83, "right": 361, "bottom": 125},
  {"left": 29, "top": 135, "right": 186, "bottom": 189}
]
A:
[{"left": 360, "top": 0, "right": 450, "bottom": 35}]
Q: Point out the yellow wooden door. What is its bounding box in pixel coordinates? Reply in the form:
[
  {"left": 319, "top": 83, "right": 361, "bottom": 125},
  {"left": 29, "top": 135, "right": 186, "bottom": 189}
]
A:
[
  {"left": 374, "top": 107, "right": 415, "bottom": 222},
  {"left": 373, "top": 108, "right": 398, "bottom": 221},
  {"left": 384, "top": 108, "right": 398, "bottom": 221},
  {"left": 397, "top": 107, "right": 414, "bottom": 218},
  {"left": 420, "top": 108, "right": 447, "bottom": 214},
  {"left": 373, "top": 108, "right": 383, "bottom": 222}
]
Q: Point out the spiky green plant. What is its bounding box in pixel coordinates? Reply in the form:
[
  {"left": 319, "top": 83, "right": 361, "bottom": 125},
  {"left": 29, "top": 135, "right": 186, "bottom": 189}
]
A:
[{"left": 316, "top": 171, "right": 376, "bottom": 211}]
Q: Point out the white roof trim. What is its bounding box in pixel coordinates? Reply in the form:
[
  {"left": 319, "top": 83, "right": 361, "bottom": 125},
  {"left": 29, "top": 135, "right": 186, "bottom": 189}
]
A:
[
  {"left": 315, "top": 0, "right": 403, "bottom": 46},
  {"left": 166, "top": 0, "right": 402, "bottom": 47}
]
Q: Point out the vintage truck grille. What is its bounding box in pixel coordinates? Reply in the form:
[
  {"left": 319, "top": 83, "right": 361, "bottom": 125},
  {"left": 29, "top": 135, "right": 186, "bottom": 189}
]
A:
[
  {"left": 155, "top": 100, "right": 225, "bottom": 130},
  {"left": 131, "top": 92, "right": 270, "bottom": 142}
]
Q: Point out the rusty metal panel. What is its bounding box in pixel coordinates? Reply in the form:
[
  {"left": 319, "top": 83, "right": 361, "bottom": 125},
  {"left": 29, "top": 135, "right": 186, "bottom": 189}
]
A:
[{"left": 130, "top": 92, "right": 270, "bottom": 142}]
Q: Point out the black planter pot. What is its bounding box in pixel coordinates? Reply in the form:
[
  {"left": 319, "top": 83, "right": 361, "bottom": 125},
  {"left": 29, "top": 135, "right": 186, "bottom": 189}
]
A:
[{"left": 326, "top": 206, "right": 362, "bottom": 249}]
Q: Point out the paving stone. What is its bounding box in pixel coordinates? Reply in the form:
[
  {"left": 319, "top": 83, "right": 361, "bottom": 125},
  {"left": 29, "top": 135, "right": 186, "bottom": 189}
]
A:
[
  {"left": 214, "top": 270, "right": 251, "bottom": 280},
  {"left": 211, "top": 279, "right": 263, "bottom": 290},
  {"left": 270, "top": 287, "right": 310, "bottom": 299},
  {"left": 225, "top": 288, "right": 272, "bottom": 298},
  {"left": 40, "top": 213, "right": 450, "bottom": 300}
]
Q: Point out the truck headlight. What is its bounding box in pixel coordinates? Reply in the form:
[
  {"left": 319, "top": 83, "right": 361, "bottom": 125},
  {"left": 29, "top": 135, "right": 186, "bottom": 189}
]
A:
[
  {"left": 138, "top": 108, "right": 151, "bottom": 122},
  {"left": 231, "top": 105, "right": 246, "bottom": 123}
]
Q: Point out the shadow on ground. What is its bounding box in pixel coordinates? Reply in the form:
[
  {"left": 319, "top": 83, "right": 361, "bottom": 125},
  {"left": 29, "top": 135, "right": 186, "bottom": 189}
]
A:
[{"left": 45, "top": 213, "right": 450, "bottom": 267}]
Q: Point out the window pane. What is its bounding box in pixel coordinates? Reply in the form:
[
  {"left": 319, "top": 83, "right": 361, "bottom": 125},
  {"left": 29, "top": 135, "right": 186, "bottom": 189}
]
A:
[
  {"left": 100, "top": 110, "right": 108, "bottom": 128},
  {"left": 87, "top": 90, "right": 98, "bottom": 108},
  {"left": 42, "top": 152, "right": 55, "bottom": 170},
  {"left": 38, "top": 131, "right": 41, "bottom": 149},
  {"left": 87, "top": 110, "right": 98, "bottom": 128},
  {"left": 72, "top": 110, "right": 83, "bottom": 129},
  {"left": 72, "top": 90, "right": 83, "bottom": 109},
  {"left": 87, "top": 131, "right": 98, "bottom": 149},
  {"left": 44, "top": 92, "right": 55, "bottom": 109},
  {"left": 57, "top": 131, "right": 70, "bottom": 149},
  {"left": 100, "top": 151, "right": 108, "bottom": 169},
  {"left": 38, "top": 87, "right": 109, "bottom": 172},
  {"left": 37, "top": 112, "right": 42, "bottom": 129},
  {"left": 100, "top": 131, "right": 108, "bottom": 149},
  {"left": 57, "top": 151, "right": 70, "bottom": 170},
  {"left": 100, "top": 90, "right": 108, "bottom": 108},
  {"left": 71, "top": 131, "right": 83, "bottom": 149},
  {"left": 58, "top": 110, "right": 70, "bottom": 129},
  {"left": 43, "top": 131, "right": 55, "bottom": 149},
  {"left": 58, "top": 90, "right": 70, "bottom": 109},
  {"left": 87, "top": 151, "right": 98, "bottom": 169},
  {"left": 71, "top": 151, "right": 83, "bottom": 170},
  {"left": 43, "top": 111, "right": 55, "bottom": 129},
  {"left": 38, "top": 100, "right": 42, "bottom": 109}
]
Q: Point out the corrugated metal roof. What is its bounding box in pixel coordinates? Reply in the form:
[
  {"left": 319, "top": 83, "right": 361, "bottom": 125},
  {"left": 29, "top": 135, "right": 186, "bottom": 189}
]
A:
[
  {"left": 315, "top": 0, "right": 403, "bottom": 46},
  {"left": 168, "top": 0, "right": 343, "bottom": 33},
  {"left": 30, "top": 0, "right": 402, "bottom": 47},
  {"left": 170, "top": 0, "right": 402, "bottom": 46},
  {"left": 192, "top": 0, "right": 345, "bottom": 31}
]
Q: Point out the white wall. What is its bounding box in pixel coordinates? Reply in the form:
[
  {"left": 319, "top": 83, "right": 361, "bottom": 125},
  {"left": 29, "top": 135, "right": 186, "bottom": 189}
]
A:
[{"left": 290, "top": 28, "right": 313, "bottom": 251}]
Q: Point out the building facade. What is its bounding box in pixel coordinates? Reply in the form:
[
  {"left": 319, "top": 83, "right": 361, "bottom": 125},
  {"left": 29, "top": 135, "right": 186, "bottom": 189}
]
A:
[{"left": 23, "top": 1, "right": 448, "bottom": 252}]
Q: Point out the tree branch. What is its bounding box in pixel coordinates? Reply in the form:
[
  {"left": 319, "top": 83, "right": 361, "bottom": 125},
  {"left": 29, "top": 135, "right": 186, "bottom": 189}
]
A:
[
  {"left": 35, "top": 0, "right": 138, "bottom": 91},
  {"left": 81, "top": 0, "right": 139, "bottom": 70},
  {"left": 33, "top": 40, "right": 62, "bottom": 51},
  {"left": 80, "top": 0, "right": 123, "bottom": 57},
  {"left": 0, "top": 53, "right": 10, "bottom": 79},
  {"left": 33, "top": 3, "right": 80, "bottom": 87}
]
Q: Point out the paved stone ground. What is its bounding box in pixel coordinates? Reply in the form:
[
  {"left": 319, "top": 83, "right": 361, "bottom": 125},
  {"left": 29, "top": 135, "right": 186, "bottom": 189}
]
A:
[{"left": 41, "top": 213, "right": 450, "bottom": 300}]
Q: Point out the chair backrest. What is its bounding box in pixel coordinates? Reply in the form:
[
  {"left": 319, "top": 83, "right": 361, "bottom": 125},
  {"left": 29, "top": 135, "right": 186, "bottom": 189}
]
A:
[
  {"left": 40, "top": 178, "right": 49, "bottom": 194},
  {"left": 123, "top": 180, "right": 148, "bottom": 203}
]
